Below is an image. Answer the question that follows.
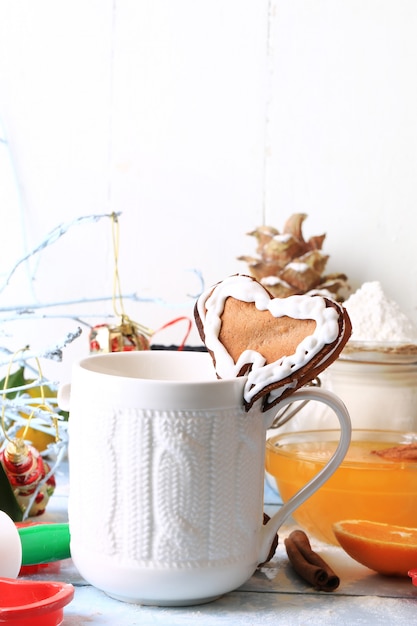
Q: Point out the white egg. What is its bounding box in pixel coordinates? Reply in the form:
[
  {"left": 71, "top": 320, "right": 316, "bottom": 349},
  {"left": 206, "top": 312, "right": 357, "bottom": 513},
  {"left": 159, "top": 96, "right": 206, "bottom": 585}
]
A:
[{"left": 0, "top": 510, "right": 21, "bottom": 578}]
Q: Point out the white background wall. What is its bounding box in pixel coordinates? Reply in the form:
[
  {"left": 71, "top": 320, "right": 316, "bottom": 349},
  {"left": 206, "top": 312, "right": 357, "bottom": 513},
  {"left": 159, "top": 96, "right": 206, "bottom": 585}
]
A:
[{"left": 0, "top": 1, "right": 416, "bottom": 383}]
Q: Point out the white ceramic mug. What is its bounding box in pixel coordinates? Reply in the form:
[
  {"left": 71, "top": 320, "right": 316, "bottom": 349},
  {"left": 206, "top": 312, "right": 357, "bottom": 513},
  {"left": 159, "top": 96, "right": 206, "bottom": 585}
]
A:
[{"left": 59, "top": 350, "right": 351, "bottom": 606}]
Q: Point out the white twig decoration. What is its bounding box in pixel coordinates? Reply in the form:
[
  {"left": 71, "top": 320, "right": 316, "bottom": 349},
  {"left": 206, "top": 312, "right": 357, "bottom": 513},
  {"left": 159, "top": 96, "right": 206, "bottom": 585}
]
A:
[{"left": 0, "top": 212, "right": 121, "bottom": 294}]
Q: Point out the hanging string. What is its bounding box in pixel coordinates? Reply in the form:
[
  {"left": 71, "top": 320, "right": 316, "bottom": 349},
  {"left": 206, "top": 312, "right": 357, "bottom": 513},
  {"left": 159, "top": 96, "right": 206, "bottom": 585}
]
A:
[
  {"left": 111, "top": 211, "right": 126, "bottom": 320},
  {"left": 110, "top": 212, "right": 153, "bottom": 337},
  {"left": 109, "top": 213, "right": 194, "bottom": 350}
]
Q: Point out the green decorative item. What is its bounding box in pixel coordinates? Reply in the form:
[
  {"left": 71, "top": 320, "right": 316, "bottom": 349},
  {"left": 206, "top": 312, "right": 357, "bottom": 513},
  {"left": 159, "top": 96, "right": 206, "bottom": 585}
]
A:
[{"left": 0, "top": 460, "right": 23, "bottom": 521}]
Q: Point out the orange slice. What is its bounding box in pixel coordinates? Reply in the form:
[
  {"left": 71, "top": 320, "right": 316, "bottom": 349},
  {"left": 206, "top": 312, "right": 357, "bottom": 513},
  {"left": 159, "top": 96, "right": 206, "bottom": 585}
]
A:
[{"left": 333, "top": 520, "right": 417, "bottom": 577}]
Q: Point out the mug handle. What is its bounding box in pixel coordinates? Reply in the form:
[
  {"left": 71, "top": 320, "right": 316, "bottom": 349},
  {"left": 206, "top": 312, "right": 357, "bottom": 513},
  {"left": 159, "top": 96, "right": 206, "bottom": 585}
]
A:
[
  {"left": 57, "top": 383, "right": 71, "bottom": 412},
  {"left": 259, "top": 387, "right": 351, "bottom": 564}
]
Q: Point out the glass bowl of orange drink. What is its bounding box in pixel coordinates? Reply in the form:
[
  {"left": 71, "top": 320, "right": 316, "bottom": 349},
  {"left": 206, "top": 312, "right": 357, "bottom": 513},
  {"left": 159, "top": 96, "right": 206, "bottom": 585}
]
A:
[{"left": 265, "top": 429, "right": 417, "bottom": 545}]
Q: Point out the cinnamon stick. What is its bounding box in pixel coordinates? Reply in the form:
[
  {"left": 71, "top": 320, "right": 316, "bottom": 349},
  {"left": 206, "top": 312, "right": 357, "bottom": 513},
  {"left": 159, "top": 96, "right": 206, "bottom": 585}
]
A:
[
  {"left": 284, "top": 529, "right": 340, "bottom": 592},
  {"left": 371, "top": 442, "right": 417, "bottom": 460}
]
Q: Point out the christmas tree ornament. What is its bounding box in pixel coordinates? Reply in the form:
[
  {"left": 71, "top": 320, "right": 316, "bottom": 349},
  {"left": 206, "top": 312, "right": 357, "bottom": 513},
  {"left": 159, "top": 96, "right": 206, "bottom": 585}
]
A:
[
  {"left": 89, "top": 318, "right": 152, "bottom": 353},
  {"left": 89, "top": 213, "right": 153, "bottom": 353},
  {"left": 0, "top": 348, "right": 59, "bottom": 519},
  {"left": 0, "top": 438, "right": 56, "bottom": 517}
]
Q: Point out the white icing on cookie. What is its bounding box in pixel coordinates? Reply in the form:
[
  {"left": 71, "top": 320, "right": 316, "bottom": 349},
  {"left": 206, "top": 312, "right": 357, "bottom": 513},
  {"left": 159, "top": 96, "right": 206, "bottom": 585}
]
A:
[{"left": 196, "top": 274, "right": 342, "bottom": 406}]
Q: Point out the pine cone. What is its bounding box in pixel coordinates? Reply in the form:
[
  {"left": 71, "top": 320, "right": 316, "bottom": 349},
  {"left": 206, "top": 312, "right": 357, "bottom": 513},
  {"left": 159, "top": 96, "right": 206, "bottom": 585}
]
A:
[{"left": 238, "top": 213, "right": 349, "bottom": 301}]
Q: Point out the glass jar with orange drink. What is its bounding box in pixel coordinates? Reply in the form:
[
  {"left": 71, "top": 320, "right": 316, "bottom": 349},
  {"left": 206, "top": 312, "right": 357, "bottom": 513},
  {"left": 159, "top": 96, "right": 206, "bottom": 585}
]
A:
[{"left": 265, "top": 429, "right": 417, "bottom": 545}]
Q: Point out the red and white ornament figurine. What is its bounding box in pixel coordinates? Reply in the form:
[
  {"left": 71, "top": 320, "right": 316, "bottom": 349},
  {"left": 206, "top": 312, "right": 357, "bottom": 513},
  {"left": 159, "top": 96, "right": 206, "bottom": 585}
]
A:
[
  {"left": 89, "top": 316, "right": 152, "bottom": 353},
  {"left": 0, "top": 439, "right": 56, "bottom": 517}
]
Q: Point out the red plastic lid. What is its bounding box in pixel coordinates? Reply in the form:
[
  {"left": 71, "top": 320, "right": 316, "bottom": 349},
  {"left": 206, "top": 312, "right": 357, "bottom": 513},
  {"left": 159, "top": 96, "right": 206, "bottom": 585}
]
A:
[{"left": 0, "top": 577, "right": 74, "bottom": 626}]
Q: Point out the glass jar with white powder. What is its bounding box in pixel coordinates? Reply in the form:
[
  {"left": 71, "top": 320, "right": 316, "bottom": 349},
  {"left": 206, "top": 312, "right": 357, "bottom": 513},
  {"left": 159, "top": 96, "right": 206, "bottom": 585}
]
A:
[
  {"left": 323, "top": 355, "right": 417, "bottom": 431},
  {"left": 324, "top": 282, "right": 417, "bottom": 431}
]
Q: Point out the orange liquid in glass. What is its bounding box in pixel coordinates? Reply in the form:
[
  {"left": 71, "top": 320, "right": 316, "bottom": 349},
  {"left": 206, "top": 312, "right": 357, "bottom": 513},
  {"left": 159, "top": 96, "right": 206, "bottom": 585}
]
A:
[{"left": 266, "top": 438, "right": 417, "bottom": 545}]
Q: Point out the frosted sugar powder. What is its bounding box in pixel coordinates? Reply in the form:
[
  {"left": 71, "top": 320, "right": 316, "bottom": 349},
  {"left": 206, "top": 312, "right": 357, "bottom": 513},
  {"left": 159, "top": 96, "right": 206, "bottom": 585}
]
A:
[{"left": 343, "top": 281, "right": 417, "bottom": 343}]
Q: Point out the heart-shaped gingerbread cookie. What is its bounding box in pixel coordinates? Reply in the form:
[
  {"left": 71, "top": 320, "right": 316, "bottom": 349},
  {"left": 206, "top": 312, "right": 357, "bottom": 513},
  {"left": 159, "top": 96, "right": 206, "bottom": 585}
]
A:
[{"left": 194, "top": 274, "right": 352, "bottom": 411}]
